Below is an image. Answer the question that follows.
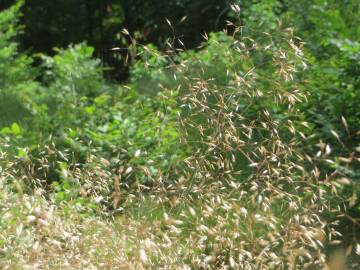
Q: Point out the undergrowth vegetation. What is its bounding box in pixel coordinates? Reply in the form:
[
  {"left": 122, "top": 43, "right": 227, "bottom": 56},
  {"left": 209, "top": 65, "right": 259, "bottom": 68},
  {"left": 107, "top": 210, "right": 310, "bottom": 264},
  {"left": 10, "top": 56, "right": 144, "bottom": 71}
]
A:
[{"left": 0, "top": 1, "right": 359, "bottom": 269}]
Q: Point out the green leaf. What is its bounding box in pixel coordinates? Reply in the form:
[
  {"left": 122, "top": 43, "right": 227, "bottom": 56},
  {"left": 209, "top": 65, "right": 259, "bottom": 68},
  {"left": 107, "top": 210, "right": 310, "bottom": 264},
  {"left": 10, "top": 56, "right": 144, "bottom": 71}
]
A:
[
  {"left": 17, "top": 148, "right": 28, "bottom": 158},
  {"left": 11, "top": 122, "right": 21, "bottom": 135}
]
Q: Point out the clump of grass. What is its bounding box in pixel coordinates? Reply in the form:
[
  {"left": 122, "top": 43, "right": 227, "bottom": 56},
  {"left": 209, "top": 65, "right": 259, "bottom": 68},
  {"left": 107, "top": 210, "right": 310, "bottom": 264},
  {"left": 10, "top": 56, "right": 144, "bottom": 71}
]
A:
[{"left": 164, "top": 7, "right": 359, "bottom": 269}]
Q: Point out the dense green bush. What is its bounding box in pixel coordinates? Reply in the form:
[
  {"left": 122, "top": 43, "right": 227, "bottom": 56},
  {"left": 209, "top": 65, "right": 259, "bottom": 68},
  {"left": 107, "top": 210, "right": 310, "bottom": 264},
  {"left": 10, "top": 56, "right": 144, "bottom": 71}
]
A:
[
  {"left": 284, "top": 0, "right": 360, "bottom": 213},
  {"left": 231, "top": 0, "right": 360, "bottom": 212},
  {"left": 282, "top": 0, "right": 360, "bottom": 142},
  {"left": 0, "top": 1, "right": 38, "bottom": 128},
  {"left": 0, "top": 3, "right": 184, "bottom": 209}
]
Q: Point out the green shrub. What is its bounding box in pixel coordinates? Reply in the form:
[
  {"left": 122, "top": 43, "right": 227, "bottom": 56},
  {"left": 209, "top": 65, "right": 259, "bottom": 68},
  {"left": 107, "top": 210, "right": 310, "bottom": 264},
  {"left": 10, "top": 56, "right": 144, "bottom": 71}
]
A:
[{"left": 0, "top": 1, "right": 38, "bottom": 128}]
